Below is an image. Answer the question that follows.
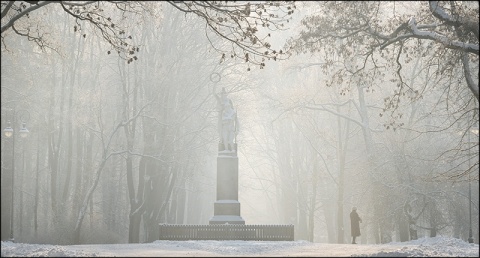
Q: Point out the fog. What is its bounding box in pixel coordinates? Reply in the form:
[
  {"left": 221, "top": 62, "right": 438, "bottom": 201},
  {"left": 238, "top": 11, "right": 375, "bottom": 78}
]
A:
[{"left": 1, "top": 1, "right": 478, "bottom": 246}]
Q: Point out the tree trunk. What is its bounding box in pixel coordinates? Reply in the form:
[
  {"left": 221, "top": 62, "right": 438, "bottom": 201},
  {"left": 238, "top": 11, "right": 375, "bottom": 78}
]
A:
[
  {"left": 34, "top": 134, "right": 40, "bottom": 238},
  {"left": 356, "top": 84, "right": 382, "bottom": 244},
  {"left": 128, "top": 211, "right": 142, "bottom": 243},
  {"left": 48, "top": 59, "right": 59, "bottom": 218},
  {"left": 143, "top": 158, "right": 163, "bottom": 242},
  {"left": 73, "top": 155, "right": 110, "bottom": 244},
  {"left": 176, "top": 182, "right": 186, "bottom": 225},
  {"left": 62, "top": 28, "right": 83, "bottom": 210},
  {"left": 322, "top": 194, "right": 336, "bottom": 243},
  {"left": 18, "top": 147, "right": 25, "bottom": 240},
  {"left": 71, "top": 127, "right": 84, "bottom": 223},
  {"left": 1, "top": 136, "right": 13, "bottom": 240},
  {"left": 128, "top": 155, "right": 145, "bottom": 243},
  {"left": 336, "top": 105, "right": 350, "bottom": 244},
  {"left": 308, "top": 169, "right": 317, "bottom": 242}
]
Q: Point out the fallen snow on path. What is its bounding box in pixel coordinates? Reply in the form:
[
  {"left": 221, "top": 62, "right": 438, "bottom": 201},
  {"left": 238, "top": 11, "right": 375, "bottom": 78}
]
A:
[{"left": 1, "top": 236, "right": 478, "bottom": 257}]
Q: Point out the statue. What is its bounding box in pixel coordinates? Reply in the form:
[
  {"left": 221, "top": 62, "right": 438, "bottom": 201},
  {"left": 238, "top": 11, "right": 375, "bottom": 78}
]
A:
[
  {"left": 221, "top": 100, "right": 237, "bottom": 152},
  {"left": 214, "top": 87, "right": 238, "bottom": 152}
]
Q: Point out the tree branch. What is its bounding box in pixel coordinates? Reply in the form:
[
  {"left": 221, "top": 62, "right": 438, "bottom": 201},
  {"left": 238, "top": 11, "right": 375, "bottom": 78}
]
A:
[
  {"left": 461, "top": 52, "right": 480, "bottom": 101},
  {"left": 1, "top": 1, "right": 53, "bottom": 33},
  {"left": 429, "top": 1, "right": 479, "bottom": 40},
  {"left": 0, "top": 1, "right": 15, "bottom": 20},
  {"left": 408, "top": 17, "right": 479, "bottom": 55}
]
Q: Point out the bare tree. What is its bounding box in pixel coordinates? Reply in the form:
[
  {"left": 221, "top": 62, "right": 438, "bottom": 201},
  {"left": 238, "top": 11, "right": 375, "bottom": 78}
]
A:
[{"left": 72, "top": 98, "right": 151, "bottom": 244}]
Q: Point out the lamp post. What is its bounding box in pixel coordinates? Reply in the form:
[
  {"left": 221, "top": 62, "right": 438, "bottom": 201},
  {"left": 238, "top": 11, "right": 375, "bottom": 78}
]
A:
[
  {"left": 2, "top": 107, "right": 30, "bottom": 242},
  {"left": 468, "top": 126, "right": 479, "bottom": 244}
]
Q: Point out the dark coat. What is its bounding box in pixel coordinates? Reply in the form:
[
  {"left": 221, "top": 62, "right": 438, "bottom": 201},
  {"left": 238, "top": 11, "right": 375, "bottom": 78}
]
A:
[{"left": 350, "top": 210, "right": 362, "bottom": 237}]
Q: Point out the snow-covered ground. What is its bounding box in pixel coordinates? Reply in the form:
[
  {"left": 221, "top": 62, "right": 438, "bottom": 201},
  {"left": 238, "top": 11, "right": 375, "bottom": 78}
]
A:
[{"left": 1, "top": 236, "right": 478, "bottom": 257}]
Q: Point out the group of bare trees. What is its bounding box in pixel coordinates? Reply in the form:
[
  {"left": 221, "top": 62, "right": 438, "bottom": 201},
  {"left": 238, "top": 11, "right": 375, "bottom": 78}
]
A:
[
  {"left": 1, "top": 1, "right": 478, "bottom": 245},
  {"left": 241, "top": 48, "right": 478, "bottom": 243},
  {"left": 0, "top": 2, "right": 241, "bottom": 244},
  {"left": 240, "top": 1, "right": 478, "bottom": 243}
]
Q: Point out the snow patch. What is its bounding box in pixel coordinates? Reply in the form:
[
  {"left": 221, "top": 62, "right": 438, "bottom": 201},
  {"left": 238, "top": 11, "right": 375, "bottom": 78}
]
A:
[{"left": 1, "top": 237, "right": 478, "bottom": 257}]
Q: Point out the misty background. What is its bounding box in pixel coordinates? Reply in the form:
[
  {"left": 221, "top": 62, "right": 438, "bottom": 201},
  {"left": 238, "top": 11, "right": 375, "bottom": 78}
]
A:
[{"left": 1, "top": 1, "right": 478, "bottom": 245}]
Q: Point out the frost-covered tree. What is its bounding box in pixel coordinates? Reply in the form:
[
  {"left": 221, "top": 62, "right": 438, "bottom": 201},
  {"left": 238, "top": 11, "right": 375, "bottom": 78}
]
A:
[
  {"left": 287, "top": 1, "right": 479, "bottom": 180},
  {"left": 288, "top": 1, "right": 478, "bottom": 102}
]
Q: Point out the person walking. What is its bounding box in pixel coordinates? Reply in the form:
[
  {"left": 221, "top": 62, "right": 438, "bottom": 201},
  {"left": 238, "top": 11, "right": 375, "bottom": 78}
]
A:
[{"left": 350, "top": 206, "right": 362, "bottom": 244}]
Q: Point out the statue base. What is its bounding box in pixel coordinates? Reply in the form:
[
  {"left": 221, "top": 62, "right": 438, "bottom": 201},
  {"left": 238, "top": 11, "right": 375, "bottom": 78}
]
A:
[
  {"left": 209, "top": 148, "right": 244, "bottom": 225},
  {"left": 209, "top": 200, "right": 245, "bottom": 224},
  {"left": 209, "top": 215, "right": 245, "bottom": 224}
]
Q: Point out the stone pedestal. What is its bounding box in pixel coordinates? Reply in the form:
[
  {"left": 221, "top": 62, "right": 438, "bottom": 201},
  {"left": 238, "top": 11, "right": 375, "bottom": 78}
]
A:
[{"left": 209, "top": 149, "right": 245, "bottom": 224}]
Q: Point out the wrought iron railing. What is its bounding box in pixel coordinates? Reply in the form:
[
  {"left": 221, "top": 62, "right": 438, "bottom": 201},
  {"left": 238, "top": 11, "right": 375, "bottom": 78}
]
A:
[{"left": 159, "top": 224, "right": 294, "bottom": 241}]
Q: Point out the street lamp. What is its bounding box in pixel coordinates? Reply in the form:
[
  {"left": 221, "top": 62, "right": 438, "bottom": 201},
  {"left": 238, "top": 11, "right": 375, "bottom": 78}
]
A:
[
  {"left": 467, "top": 126, "right": 478, "bottom": 244},
  {"left": 2, "top": 108, "right": 30, "bottom": 242}
]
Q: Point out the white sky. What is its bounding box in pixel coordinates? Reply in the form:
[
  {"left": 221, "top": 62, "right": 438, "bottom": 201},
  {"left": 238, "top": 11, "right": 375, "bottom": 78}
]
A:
[{"left": 1, "top": 236, "right": 478, "bottom": 257}]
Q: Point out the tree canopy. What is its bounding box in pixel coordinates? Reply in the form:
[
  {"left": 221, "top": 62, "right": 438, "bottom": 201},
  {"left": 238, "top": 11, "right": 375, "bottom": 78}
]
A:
[
  {"left": 287, "top": 1, "right": 479, "bottom": 105},
  {"left": 1, "top": 1, "right": 296, "bottom": 67}
]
